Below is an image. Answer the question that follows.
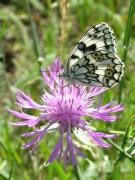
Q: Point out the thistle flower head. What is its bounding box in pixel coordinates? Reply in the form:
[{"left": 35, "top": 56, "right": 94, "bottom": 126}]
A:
[{"left": 9, "top": 58, "right": 124, "bottom": 166}]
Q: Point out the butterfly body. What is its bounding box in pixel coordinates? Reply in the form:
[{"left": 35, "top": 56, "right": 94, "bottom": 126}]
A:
[{"left": 60, "top": 23, "right": 124, "bottom": 88}]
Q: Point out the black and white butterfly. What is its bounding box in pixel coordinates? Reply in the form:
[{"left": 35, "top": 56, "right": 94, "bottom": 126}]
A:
[{"left": 59, "top": 22, "right": 125, "bottom": 88}]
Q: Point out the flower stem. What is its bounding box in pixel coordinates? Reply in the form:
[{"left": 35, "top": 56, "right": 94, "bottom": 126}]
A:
[
  {"left": 106, "top": 139, "right": 135, "bottom": 163},
  {"left": 74, "top": 166, "right": 81, "bottom": 180},
  {"left": 118, "top": 0, "right": 135, "bottom": 103}
]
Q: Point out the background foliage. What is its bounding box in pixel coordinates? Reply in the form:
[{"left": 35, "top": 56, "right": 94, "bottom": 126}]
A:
[{"left": 0, "top": 0, "right": 135, "bottom": 179}]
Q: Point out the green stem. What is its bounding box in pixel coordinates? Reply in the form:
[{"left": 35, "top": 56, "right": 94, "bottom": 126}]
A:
[
  {"left": 90, "top": 127, "right": 133, "bottom": 137},
  {"left": 108, "top": 130, "right": 133, "bottom": 137},
  {"left": 107, "top": 139, "right": 135, "bottom": 163},
  {"left": 25, "top": 0, "right": 42, "bottom": 67},
  {"left": 74, "top": 166, "right": 81, "bottom": 180},
  {"left": 118, "top": 0, "right": 135, "bottom": 103}
]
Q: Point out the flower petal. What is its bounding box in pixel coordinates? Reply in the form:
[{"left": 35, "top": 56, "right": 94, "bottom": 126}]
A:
[
  {"left": 67, "top": 132, "right": 76, "bottom": 166},
  {"left": 16, "top": 90, "right": 42, "bottom": 109},
  {"left": 47, "top": 134, "right": 63, "bottom": 164},
  {"left": 88, "top": 86, "right": 108, "bottom": 97}
]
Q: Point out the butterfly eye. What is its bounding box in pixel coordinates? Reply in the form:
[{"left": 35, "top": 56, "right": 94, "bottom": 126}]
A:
[
  {"left": 58, "top": 73, "right": 62, "bottom": 77},
  {"left": 59, "top": 70, "right": 64, "bottom": 77}
]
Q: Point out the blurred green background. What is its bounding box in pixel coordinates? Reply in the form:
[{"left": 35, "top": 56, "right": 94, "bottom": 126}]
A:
[{"left": 0, "top": 0, "right": 135, "bottom": 179}]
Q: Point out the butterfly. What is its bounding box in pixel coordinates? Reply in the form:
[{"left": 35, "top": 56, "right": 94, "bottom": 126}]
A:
[{"left": 59, "top": 22, "right": 125, "bottom": 88}]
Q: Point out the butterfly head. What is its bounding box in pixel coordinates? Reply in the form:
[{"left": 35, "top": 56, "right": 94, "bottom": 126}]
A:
[
  {"left": 58, "top": 68, "right": 69, "bottom": 78},
  {"left": 58, "top": 70, "right": 63, "bottom": 76},
  {"left": 58, "top": 69, "right": 76, "bottom": 86}
]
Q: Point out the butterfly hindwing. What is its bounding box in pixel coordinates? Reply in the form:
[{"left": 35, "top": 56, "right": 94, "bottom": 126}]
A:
[{"left": 70, "top": 50, "right": 124, "bottom": 88}]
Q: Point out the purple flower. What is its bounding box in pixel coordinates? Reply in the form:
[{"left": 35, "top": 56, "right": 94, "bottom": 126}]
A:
[{"left": 9, "top": 58, "right": 124, "bottom": 166}]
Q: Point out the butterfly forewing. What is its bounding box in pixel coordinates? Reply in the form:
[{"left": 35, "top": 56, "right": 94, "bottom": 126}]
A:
[
  {"left": 61, "top": 22, "right": 124, "bottom": 88},
  {"left": 66, "top": 23, "right": 116, "bottom": 68}
]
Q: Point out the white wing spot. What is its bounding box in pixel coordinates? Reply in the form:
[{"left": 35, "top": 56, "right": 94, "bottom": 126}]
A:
[
  {"left": 95, "top": 69, "right": 105, "bottom": 75},
  {"left": 69, "top": 58, "right": 79, "bottom": 67},
  {"left": 109, "top": 79, "right": 116, "bottom": 86},
  {"left": 74, "top": 49, "right": 84, "bottom": 58},
  {"left": 114, "top": 73, "right": 120, "bottom": 80}
]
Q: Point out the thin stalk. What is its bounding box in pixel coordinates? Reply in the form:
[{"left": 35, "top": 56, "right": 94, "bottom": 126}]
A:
[
  {"left": 25, "top": 0, "right": 42, "bottom": 67},
  {"left": 59, "top": 0, "right": 68, "bottom": 56},
  {"left": 118, "top": 0, "right": 135, "bottom": 103},
  {"left": 107, "top": 130, "right": 133, "bottom": 137},
  {"left": 107, "top": 139, "right": 135, "bottom": 163},
  {"left": 90, "top": 127, "right": 133, "bottom": 137}
]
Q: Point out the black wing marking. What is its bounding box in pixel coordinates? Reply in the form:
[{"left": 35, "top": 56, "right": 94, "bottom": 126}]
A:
[
  {"left": 66, "top": 23, "right": 117, "bottom": 70},
  {"left": 70, "top": 50, "right": 124, "bottom": 88}
]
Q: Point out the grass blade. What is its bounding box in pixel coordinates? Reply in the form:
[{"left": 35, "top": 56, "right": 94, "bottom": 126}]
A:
[
  {"left": 118, "top": 0, "right": 135, "bottom": 103},
  {"left": 25, "top": 0, "right": 42, "bottom": 66},
  {"left": 115, "top": 123, "right": 131, "bottom": 163},
  {"left": 106, "top": 139, "right": 135, "bottom": 164}
]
